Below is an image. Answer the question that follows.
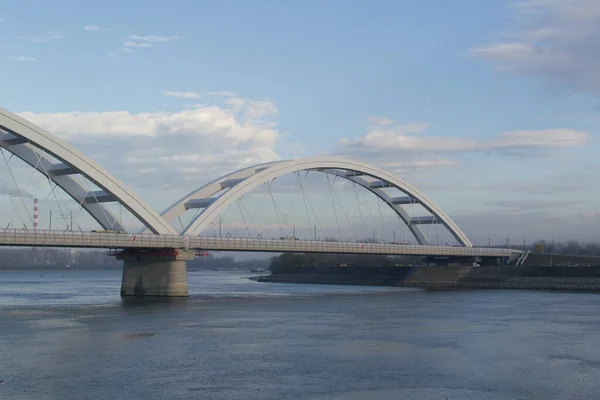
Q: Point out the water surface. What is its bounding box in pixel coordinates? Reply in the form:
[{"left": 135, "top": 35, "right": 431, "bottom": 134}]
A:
[{"left": 1, "top": 269, "right": 599, "bottom": 399}]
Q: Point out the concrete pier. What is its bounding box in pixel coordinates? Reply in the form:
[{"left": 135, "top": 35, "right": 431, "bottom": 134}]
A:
[{"left": 117, "top": 249, "right": 195, "bottom": 297}]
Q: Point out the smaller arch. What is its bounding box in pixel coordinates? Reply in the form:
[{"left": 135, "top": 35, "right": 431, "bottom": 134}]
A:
[
  {"left": 160, "top": 158, "right": 473, "bottom": 247},
  {"left": 160, "top": 161, "right": 281, "bottom": 224}
]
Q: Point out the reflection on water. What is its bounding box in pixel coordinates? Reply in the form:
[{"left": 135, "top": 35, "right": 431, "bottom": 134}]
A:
[{"left": 1, "top": 269, "right": 600, "bottom": 399}]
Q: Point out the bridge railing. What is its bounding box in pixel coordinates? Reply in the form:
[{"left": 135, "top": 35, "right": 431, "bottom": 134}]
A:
[
  {"left": 0, "top": 228, "right": 185, "bottom": 249},
  {"left": 189, "top": 236, "right": 518, "bottom": 257}
]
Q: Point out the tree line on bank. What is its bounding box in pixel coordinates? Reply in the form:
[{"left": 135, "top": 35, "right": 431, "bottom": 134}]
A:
[
  {"left": 524, "top": 240, "right": 600, "bottom": 256},
  {"left": 0, "top": 247, "right": 120, "bottom": 270},
  {"left": 268, "top": 238, "right": 600, "bottom": 269}
]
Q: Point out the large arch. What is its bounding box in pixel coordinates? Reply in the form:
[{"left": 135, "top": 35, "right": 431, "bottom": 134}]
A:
[
  {"left": 160, "top": 158, "right": 473, "bottom": 247},
  {"left": 0, "top": 107, "right": 176, "bottom": 234}
]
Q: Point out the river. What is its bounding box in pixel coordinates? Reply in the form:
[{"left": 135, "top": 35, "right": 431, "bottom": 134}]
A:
[{"left": 0, "top": 269, "right": 599, "bottom": 399}]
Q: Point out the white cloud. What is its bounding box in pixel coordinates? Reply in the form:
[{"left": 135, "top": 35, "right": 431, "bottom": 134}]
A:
[
  {"left": 123, "top": 41, "right": 153, "bottom": 48},
  {"left": 576, "top": 212, "right": 600, "bottom": 220},
  {"left": 128, "top": 35, "right": 180, "bottom": 42},
  {"left": 84, "top": 25, "right": 112, "bottom": 32},
  {"left": 206, "top": 91, "right": 236, "bottom": 97},
  {"left": 226, "top": 98, "right": 245, "bottom": 111},
  {"left": 339, "top": 123, "right": 588, "bottom": 154},
  {"left": 225, "top": 98, "right": 278, "bottom": 119},
  {"left": 121, "top": 36, "right": 179, "bottom": 51},
  {"left": 488, "top": 129, "right": 589, "bottom": 149},
  {"left": 20, "top": 31, "right": 63, "bottom": 43},
  {"left": 107, "top": 52, "right": 117, "bottom": 58},
  {"left": 244, "top": 100, "right": 278, "bottom": 118},
  {"left": 455, "top": 211, "right": 600, "bottom": 245},
  {"left": 332, "top": 120, "right": 589, "bottom": 173},
  {"left": 472, "top": 171, "right": 600, "bottom": 197},
  {"left": 468, "top": 0, "right": 600, "bottom": 96},
  {"left": 366, "top": 115, "right": 395, "bottom": 126},
  {"left": 486, "top": 199, "right": 582, "bottom": 214},
  {"left": 8, "top": 55, "right": 36, "bottom": 62},
  {"left": 164, "top": 91, "right": 201, "bottom": 99},
  {"left": 16, "top": 98, "right": 281, "bottom": 190}
]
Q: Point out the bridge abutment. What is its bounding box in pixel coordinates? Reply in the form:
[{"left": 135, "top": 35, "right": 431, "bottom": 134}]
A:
[{"left": 116, "top": 249, "right": 195, "bottom": 297}]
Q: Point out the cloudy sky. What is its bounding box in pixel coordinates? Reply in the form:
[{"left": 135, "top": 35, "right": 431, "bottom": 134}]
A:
[{"left": 1, "top": 0, "right": 600, "bottom": 244}]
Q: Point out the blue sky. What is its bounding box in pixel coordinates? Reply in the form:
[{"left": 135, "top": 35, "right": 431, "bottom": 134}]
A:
[{"left": 1, "top": 0, "right": 600, "bottom": 244}]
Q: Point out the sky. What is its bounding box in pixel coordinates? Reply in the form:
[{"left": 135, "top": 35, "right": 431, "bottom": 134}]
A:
[{"left": 1, "top": 0, "right": 600, "bottom": 245}]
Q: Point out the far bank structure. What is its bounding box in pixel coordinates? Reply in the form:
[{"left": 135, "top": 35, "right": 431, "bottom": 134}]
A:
[{"left": 259, "top": 251, "right": 600, "bottom": 292}]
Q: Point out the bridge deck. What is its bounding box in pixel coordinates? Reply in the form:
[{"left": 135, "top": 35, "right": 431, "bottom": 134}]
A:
[{"left": 0, "top": 229, "right": 519, "bottom": 258}]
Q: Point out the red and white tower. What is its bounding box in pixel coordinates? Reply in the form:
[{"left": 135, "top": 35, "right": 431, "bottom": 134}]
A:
[{"left": 33, "top": 198, "right": 38, "bottom": 230}]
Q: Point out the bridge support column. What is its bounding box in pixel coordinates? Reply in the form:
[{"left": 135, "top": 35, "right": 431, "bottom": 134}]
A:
[{"left": 116, "top": 249, "right": 196, "bottom": 297}]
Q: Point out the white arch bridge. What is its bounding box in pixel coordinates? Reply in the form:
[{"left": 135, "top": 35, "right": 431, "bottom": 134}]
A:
[{"left": 0, "top": 107, "right": 522, "bottom": 296}]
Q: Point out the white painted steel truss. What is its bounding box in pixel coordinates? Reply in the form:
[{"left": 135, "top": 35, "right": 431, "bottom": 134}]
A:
[{"left": 0, "top": 107, "right": 176, "bottom": 234}]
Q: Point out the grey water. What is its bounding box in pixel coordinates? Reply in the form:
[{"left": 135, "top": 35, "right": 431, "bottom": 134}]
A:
[{"left": 0, "top": 269, "right": 599, "bottom": 400}]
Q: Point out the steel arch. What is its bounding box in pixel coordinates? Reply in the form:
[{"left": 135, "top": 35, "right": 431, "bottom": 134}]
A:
[
  {"left": 0, "top": 107, "right": 176, "bottom": 234},
  {"left": 160, "top": 158, "right": 473, "bottom": 247}
]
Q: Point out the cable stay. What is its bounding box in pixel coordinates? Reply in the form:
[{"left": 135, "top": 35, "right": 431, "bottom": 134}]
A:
[
  {"left": 294, "top": 171, "right": 313, "bottom": 239},
  {"left": 212, "top": 201, "right": 234, "bottom": 237},
  {"left": 236, "top": 198, "right": 253, "bottom": 238},
  {"left": 330, "top": 176, "right": 353, "bottom": 232},
  {"left": 358, "top": 183, "right": 379, "bottom": 242},
  {"left": 248, "top": 186, "right": 268, "bottom": 226},
  {"left": 297, "top": 170, "right": 325, "bottom": 239},
  {"left": 352, "top": 181, "right": 366, "bottom": 240},
  {"left": 325, "top": 172, "right": 341, "bottom": 240},
  {"left": 237, "top": 195, "right": 260, "bottom": 238},
  {"left": 376, "top": 195, "right": 387, "bottom": 243},
  {"left": 0, "top": 151, "right": 27, "bottom": 227},
  {"left": 0, "top": 149, "right": 34, "bottom": 227},
  {"left": 209, "top": 221, "right": 218, "bottom": 237},
  {"left": 264, "top": 180, "right": 285, "bottom": 237}
]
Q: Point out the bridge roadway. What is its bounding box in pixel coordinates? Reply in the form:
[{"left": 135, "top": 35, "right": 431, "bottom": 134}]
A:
[{"left": 0, "top": 229, "right": 520, "bottom": 258}]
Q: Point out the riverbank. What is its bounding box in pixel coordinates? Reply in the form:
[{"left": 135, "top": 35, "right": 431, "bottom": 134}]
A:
[{"left": 257, "top": 265, "right": 600, "bottom": 292}]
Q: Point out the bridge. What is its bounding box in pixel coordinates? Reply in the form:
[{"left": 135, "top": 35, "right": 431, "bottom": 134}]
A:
[
  {"left": 0, "top": 106, "right": 522, "bottom": 296},
  {"left": 0, "top": 228, "right": 517, "bottom": 257}
]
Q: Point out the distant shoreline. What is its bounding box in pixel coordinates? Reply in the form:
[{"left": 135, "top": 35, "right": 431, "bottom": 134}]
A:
[
  {"left": 0, "top": 268, "right": 121, "bottom": 272},
  {"left": 257, "top": 265, "right": 600, "bottom": 292},
  {"left": 0, "top": 267, "right": 261, "bottom": 272}
]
